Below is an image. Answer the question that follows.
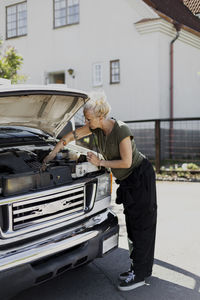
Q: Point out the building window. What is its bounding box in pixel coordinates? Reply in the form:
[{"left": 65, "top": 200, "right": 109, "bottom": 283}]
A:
[
  {"left": 92, "top": 63, "right": 103, "bottom": 87},
  {"left": 110, "top": 60, "right": 120, "bottom": 84},
  {"left": 54, "top": 0, "right": 79, "bottom": 28},
  {"left": 6, "top": 2, "right": 27, "bottom": 39},
  {"left": 47, "top": 72, "right": 65, "bottom": 84}
]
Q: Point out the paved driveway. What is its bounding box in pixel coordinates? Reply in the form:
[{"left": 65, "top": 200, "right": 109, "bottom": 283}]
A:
[{"left": 12, "top": 181, "right": 200, "bottom": 300}]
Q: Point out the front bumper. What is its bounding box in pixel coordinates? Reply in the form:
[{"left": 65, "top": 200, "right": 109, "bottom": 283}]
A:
[{"left": 0, "top": 208, "right": 119, "bottom": 299}]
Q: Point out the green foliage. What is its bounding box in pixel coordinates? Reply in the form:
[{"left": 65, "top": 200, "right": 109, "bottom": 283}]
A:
[
  {"left": 0, "top": 40, "right": 27, "bottom": 83},
  {"left": 157, "top": 160, "right": 200, "bottom": 181},
  {"left": 187, "top": 163, "right": 199, "bottom": 170},
  {"left": 177, "top": 171, "right": 190, "bottom": 178}
]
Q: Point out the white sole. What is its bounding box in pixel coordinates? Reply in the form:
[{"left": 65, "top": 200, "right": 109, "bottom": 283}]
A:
[
  {"left": 118, "top": 280, "right": 145, "bottom": 291},
  {"left": 119, "top": 275, "right": 131, "bottom": 281},
  {"left": 119, "top": 273, "right": 151, "bottom": 281}
]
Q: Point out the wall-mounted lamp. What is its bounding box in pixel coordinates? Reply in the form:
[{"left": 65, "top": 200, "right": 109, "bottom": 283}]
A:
[{"left": 68, "top": 68, "right": 75, "bottom": 78}]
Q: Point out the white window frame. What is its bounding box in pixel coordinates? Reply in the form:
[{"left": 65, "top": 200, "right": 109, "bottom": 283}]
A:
[
  {"left": 6, "top": 1, "right": 27, "bottom": 39},
  {"left": 92, "top": 63, "right": 103, "bottom": 87},
  {"left": 54, "top": 0, "right": 79, "bottom": 28}
]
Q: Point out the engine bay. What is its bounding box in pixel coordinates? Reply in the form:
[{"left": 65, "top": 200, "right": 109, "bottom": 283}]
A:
[{"left": 0, "top": 146, "right": 99, "bottom": 197}]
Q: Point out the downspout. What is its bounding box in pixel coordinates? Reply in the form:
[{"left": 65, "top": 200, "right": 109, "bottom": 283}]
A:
[
  {"left": 170, "top": 24, "right": 181, "bottom": 120},
  {"left": 169, "top": 23, "right": 181, "bottom": 158}
]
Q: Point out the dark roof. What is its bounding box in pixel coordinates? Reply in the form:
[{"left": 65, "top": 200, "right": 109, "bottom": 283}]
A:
[
  {"left": 143, "top": 0, "right": 200, "bottom": 33},
  {"left": 183, "top": 0, "right": 200, "bottom": 14}
]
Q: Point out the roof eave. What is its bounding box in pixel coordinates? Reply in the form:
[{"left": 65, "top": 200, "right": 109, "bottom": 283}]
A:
[
  {"left": 138, "top": 2, "right": 200, "bottom": 39},
  {"left": 156, "top": 10, "right": 200, "bottom": 38}
]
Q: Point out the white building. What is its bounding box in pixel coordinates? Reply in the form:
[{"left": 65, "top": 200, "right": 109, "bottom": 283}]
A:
[{"left": 0, "top": 0, "right": 200, "bottom": 121}]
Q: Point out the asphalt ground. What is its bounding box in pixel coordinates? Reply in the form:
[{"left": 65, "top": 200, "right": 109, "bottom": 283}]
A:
[{"left": 12, "top": 181, "right": 200, "bottom": 300}]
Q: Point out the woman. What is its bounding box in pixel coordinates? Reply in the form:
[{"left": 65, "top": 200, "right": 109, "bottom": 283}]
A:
[{"left": 42, "top": 92, "right": 157, "bottom": 291}]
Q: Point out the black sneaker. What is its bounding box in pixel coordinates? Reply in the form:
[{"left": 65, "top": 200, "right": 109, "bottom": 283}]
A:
[
  {"left": 118, "top": 273, "right": 145, "bottom": 291},
  {"left": 119, "top": 269, "right": 152, "bottom": 281},
  {"left": 119, "top": 270, "right": 133, "bottom": 281}
]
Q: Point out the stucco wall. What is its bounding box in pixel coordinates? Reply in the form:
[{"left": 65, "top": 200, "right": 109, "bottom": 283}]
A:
[
  {"left": 174, "top": 39, "right": 200, "bottom": 118},
  {"left": 0, "top": 0, "right": 199, "bottom": 121}
]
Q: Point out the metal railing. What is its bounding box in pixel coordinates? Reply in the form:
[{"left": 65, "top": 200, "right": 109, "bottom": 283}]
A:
[{"left": 125, "top": 118, "right": 200, "bottom": 173}]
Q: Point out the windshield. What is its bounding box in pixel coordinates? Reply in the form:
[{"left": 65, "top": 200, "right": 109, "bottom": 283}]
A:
[{"left": 0, "top": 126, "right": 50, "bottom": 140}]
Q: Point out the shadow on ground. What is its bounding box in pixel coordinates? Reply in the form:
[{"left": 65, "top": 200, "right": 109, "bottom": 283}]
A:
[{"left": 11, "top": 248, "right": 200, "bottom": 300}]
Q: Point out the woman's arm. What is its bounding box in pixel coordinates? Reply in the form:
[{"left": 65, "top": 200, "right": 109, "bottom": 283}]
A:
[
  {"left": 42, "top": 124, "right": 92, "bottom": 167},
  {"left": 87, "top": 136, "right": 132, "bottom": 168}
]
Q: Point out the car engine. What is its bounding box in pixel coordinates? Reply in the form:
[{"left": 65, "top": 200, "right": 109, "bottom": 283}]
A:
[{"left": 0, "top": 147, "right": 99, "bottom": 197}]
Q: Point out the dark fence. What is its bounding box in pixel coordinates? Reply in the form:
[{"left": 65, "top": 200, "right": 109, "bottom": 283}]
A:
[
  {"left": 75, "top": 117, "right": 200, "bottom": 173},
  {"left": 125, "top": 118, "right": 200, "bottom": 173}
]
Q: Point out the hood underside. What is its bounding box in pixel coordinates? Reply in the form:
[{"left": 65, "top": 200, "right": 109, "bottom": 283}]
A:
[{"left": 0, "top": 85, "right": 89, "bottom": 137}]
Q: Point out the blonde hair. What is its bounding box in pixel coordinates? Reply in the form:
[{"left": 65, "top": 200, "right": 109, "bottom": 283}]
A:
[{"left": 84, "top": 91, "right": 111, "bottom": 118}]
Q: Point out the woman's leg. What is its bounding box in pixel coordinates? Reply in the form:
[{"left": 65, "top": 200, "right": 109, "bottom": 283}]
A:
[{"left": 125, "top": 161, "right": 157, "bottom": 279}]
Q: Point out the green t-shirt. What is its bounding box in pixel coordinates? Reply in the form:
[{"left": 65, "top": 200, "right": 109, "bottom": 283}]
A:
[{"left": 91, "top": 120, "right": 144, "bottom": 180}]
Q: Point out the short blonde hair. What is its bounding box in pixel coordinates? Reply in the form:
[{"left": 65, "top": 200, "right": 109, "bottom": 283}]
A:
[{"left": 84, "top": 91, "right": 111, "bottom": 118}]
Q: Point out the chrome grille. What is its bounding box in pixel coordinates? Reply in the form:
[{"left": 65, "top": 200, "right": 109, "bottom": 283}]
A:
[{"left": 12, "top": 186, "right": 85, "bottom": 231}]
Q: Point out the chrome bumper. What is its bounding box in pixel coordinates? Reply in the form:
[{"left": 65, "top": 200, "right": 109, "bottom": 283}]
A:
[{"left": 0, "top": 209, "right": 118, "bottom": 272}]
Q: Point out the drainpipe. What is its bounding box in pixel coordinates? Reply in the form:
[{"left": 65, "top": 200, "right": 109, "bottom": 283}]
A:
[
  {"left": 169, "top": 22, "right": 181, "bottom": 158},
  {"left": 170, "top": 23, "right": 181, "bottom": 120}
]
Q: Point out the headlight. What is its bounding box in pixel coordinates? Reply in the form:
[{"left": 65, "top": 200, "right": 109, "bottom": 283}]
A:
[
  {"left": 3, "top": 175, "right": 34, "bottom": 196},
  {"left": 96, "top": 173, "right": 111, "bottom": 201}
]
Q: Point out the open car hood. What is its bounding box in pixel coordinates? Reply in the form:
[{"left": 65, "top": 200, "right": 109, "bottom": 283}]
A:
[{"left": 0, "top": 84, "right": 89, "bottom": 137}]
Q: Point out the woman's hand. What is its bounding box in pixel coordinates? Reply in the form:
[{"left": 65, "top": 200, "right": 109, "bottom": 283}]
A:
[
  {"left": 40, "top": 125, "right": 92, "bottom": 172},
  {"left": 41, "top": 140, "right": 65, "bottom": 171},
  {"left": 41, "top": 151, "right": 55, "bottom": 171},
  {"left": 86, "top": 137, "right": 132, "bottom": 170},
  {"left": 87, "top": 152, "right": 101, "bottom": 167}
]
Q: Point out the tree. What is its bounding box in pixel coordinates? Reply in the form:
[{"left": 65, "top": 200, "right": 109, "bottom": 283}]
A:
[{"left": 0, "top": 39, "right": 27, "bottom": 83}]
